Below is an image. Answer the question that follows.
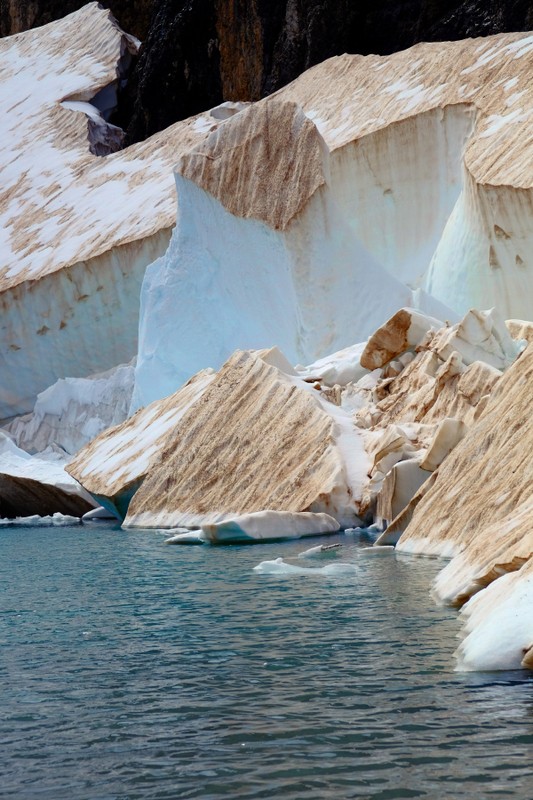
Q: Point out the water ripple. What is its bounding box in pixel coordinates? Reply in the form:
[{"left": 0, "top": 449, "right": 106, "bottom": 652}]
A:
[{"left": 1, "top": 526, "right": 532, "bottom": 799}]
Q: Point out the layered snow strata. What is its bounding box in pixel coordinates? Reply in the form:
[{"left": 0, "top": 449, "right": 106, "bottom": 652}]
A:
[
  {"left": 132, "top": 99, "right": 453, "bottom": 407},
  {"left": 0, "top": 3, "right": 232, "bottom": 418},
  {"left": 456, "top": 557, "right": 533, "bottom": 672},
  {"left": 0, "top": 432, "right": 94, "bottom": 517},
  {"left": 396, "top": 343, "right": 533, "bottom": 609},
  {"left": 5, "top": 361, "right": 135, "bottom": 455},
  {"left": 66, "top": 368, "right": 215, "bottom": 519},
  {"left": 124, "top": 349, "right": 370, "bottom": 529}
]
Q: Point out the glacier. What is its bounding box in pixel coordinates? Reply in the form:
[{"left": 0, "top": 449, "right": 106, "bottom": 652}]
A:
[
  {"left": 133, "top": 32, "right": 533, "bottom": 407},
  {"left": 0, "top": 3, "right": 241, "bottom": 419}
]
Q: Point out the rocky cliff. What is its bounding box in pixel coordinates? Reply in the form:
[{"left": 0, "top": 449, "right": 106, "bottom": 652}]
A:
[
  {"left": 122, "top": 0, "right": 533, "bottom": 141},
  {"left": 4, "top": 1, "right": 533, "bottom": 142},
  {"left": 0, "top": 0, "right": 155, "bottom": 39}
]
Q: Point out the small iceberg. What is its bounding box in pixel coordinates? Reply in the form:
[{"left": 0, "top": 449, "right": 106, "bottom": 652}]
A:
[
  {"left": 165, "top": 530, "right": 206, "bottom": 545},
  {"left": 253, "top": 557, "right": 358, "bottom": 576},
  {"left": 359, "top": 545, "right": 396, "bottom": 555},
  {"left": 297, "top": 543, "right": 342, "bottom": 559}
]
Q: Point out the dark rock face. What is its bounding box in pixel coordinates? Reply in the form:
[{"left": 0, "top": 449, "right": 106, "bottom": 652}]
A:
[
  {"left": 0, "top": 0, "right": 156, "bottom": 40},
  {"left": 4, "top": 0, "right": 533, "bottom": 142},
  {"left": 117, "top": 0, "right": 223, "bottom": 142},
  {"left": 123, "top": 0, "right": 533, "bottom": 143}
]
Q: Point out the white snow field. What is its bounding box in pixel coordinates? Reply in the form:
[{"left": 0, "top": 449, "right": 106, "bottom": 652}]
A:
[
  {"left": 0, "top": 3, "right": 240, "bottom": 420},
  {"left": 133, "top": 32, "right": 533, "bottom": 407}
]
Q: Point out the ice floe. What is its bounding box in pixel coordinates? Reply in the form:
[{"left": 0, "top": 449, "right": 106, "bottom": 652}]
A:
[{"left": 253, "top": 557, "right": 359, "bottom": 576}]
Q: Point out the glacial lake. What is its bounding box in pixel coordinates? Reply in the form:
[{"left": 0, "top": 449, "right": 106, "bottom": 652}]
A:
[{"left": 1, "top": 524, "right": 532, "bottom": 800}]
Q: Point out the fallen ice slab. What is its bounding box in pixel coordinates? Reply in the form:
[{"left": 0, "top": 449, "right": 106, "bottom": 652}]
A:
[
  {"left": 200, "top": 511, "right": 340, "bottom": 544},
  {"left": 82, "top": 506, "right": 120, "bottom": 522},
  {"left": 253, "top": 557, "right": 358, "bottom": 575},
  {"left": 0, "top": 513, "right": 81, "bottom": 527}
]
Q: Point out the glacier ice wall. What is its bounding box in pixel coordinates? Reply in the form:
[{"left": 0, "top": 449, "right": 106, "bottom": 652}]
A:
[{"left": 132, "top": 101, "right": 457, "bottom": 408}]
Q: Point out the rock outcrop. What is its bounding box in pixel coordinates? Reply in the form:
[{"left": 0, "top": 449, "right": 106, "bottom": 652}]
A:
[
  {"left": 0, "top": 3, "right": 233, "bottom": 419},
  {"left": 119, "top": 0, "right": 533, "bottom": 143},
  {"left": 0, "top": 0, "right": 155, "bottom": 39}
]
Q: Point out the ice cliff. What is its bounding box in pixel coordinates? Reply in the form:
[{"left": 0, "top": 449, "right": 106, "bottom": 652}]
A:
[{"left": 133, "top": 31, "right": 533, "bottom": 407}]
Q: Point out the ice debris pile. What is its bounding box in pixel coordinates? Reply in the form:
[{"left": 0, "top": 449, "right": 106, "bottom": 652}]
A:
[
  {"left": 63, "top": 306, "right": 533, "bottom": 670},
  {"left": 67, "top": 308, "right": 519, "bottom": 539},
  {"left": 390, "top": 340, "right": 533, "bottom": 671}
]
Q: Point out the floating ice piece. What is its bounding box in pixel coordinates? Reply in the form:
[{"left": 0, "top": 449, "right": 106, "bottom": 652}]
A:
[
  {"left": 0, "top": 513, "right": 80, "bottom": 527},
  {"left": 200, "top": 511, "right": 341, "bottom": 545},
  {"left": 164, "top": 530, "right": 205, "bottom": 545},
  {"left": 298, "top": 543, "right": 342, "bottom": 558},
  {"left": 253, "top": 557, "right": 358, "bottom": 575},
  {"left": 366, "top": 523, "right": 386, "bottom": 538},
  {"left": 359, "top": 545, "right": 395, "bottom": 554}
]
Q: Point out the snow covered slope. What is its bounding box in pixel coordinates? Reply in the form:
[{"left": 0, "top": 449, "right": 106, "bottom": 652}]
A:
[
  {"left": 133, "top": 32, "right": 533, "bottom": 406},
  {"left": 0, "top": 3, "right": 237, "bottom": 419}
]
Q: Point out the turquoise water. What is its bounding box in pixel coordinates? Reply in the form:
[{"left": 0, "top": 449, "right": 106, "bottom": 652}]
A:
[{"left": 1, "top": 524, "right": 532, "bottom": 800}]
